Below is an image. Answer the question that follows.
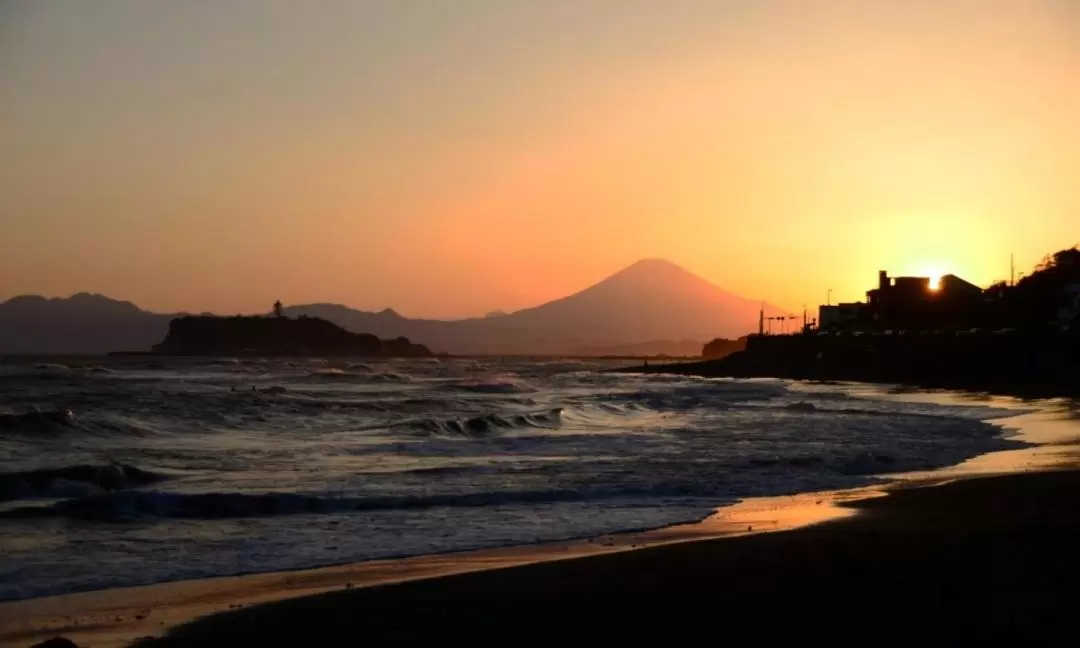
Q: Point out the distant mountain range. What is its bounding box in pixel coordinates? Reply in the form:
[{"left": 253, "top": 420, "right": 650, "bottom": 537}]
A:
[
  {"left": 0, "top": 294, "right": 174, "bottom": 355},
  {"left": 0, "top": 260, "right": 786, "bottom": 355}
]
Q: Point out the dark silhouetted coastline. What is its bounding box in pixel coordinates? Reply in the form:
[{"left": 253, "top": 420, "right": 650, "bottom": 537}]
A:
[
  {"left": 642, "top": 246, "right": 1080, "bottom": 398},
  {"left": 701, "top": 335, "right": 747, "bottom": 359},
  {"left": 635, "top": 327, "right": 1080, "bottom": 399}
]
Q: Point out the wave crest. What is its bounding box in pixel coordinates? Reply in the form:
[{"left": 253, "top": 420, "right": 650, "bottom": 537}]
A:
[
  {"left": 0, "top": 408, "right": 77, "bottom": 435},
  {"left": 448, "top": 378, "right": 537, "bottom": 394},
  {"left": 0, "top": 409, "right": 160, "bottom": 438},
  {"left": 404, "top": 408, "right": 563, "bottom": 437},
  {"left": 0, "top": 479, "right": 725, "bottom": 522},
  {"left": 0, "top": 463, "right": 167, "bottom": 502},
  {"left": 305, "top": 368, "right": 413, "bottom": 384}
]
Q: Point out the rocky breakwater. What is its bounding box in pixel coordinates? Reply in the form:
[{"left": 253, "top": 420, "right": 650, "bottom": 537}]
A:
[{"left": 152, "top": 315, "right": 432, "bottom": 357}]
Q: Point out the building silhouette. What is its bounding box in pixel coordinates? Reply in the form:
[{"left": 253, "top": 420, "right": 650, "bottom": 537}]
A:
[{"left": 820, "top": 270, "right": 982, "bottom": 331}]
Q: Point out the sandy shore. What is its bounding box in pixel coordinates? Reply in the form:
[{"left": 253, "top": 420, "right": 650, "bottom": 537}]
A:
[
  {"left": 5, "top": 400, "right": 1079, "bottom": 647},
  {"left": 0, "top": 485, "right": 869, "bottom": 647}
]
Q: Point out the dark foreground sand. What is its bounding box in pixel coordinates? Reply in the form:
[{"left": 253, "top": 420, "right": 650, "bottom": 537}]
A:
[{"left": 125, "top": 469, "right": 1080, "bottom": 647}]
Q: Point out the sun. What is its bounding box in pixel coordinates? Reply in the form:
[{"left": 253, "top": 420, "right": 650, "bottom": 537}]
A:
[{"left": 915, "top": 263, "right": 947, "bottom": 291}]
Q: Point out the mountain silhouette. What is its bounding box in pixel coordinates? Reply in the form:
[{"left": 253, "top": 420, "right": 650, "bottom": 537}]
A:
[
  {"left": 288, "top": 260, "right": 786, "bottom": 354},
  {"left": 0, "top": 261, "right": 786, "bottom": 355},
  {"left": 502, "top": 259, "right": 778, "bottom": 338},
  {"left": 0, "top": 293, "right": 172, "bottom": 354}
]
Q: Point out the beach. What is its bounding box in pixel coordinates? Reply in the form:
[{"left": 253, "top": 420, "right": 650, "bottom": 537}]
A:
[
  {"left": 2, "top": 368, "right": 1078, "bottom": 647},
  {"left": 165, "top": 470, "right": 1080, "bottom": 647},
  {"left": 4, "top": 404, "right": 1080, "bottom": 647}
]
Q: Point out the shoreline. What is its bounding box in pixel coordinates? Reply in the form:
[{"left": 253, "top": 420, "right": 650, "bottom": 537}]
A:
[
  {"left": 18, "top": 466, "right": 1079, "bottom": 647},
  {"left": 0, "top": 486, "right": 872, "bottom": 647},
  {"left": 2, "top": 481, "right": 890, "bottom": 647},
  {"left": 146, "top": 467, "right": 1080, "bottom": 646},
  {"left": 3, "top": 390, "right": 1077, "bottom": 647},
  {"left": 633, "top": 350, "right": 1080, "bottom": 401}
]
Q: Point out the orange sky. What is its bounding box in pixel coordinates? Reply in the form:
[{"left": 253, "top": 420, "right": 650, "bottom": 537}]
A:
[{"left": 1, "top": 0, "right": 1077, "bottom": 317}]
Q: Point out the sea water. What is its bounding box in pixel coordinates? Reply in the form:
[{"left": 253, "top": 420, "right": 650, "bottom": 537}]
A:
[{"left": 0, "top": 357, "right": 1026, "bottom": 600}]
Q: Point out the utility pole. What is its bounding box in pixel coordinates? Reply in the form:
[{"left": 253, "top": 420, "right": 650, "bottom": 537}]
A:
[
  {"left": 1011, "top": 254, "right": 1015, "bottom": 286},
  {"left": 759, "top": 303, "right": 764, "bottom": 336}
]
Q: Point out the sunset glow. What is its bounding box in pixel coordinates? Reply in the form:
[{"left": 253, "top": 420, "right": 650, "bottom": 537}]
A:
[
  {"left": 915, "top": 263, "right": 948, "bottom": 291},
  {"left": 1, "top": 1, "right": 1078, "bottom": 316}
]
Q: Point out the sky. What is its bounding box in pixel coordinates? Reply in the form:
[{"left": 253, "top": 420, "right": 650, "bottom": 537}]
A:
[{"left": 1, "top": 0, "right": 1077, "bottom": 318}]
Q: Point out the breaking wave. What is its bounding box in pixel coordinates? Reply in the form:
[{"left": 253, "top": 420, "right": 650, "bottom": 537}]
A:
[
  {"left": 0, "top": 357, "right": 1041, "bottom": 602},
  {"left": 0, "top": 409, "right": 159, "bottom": 438},
  {"left": 447, "top": 378, "right": 537, "bottom": 394},
  {"left": 305, "top": 368, "right": 413, "bottom": 384},
  {"left": 0, "top": 463, "right": 167, "bottom": 502},
  {"left": 370, "top": 372, "right": 413, "bottom": 384},
  {"left": 0, "top": 481, "right": 730, "bottom": 522},
  {"left": 0, "top": 409, "right": 77, "bottom": 435},
  {"left": 597, "top": 381, "right": 787, "bottom": 411},
  {"left": 308, "top": 368, "right": 348, "bottom": 378},
  {"left": 402, "top": 408, "right": 563, "bottom": 437}
]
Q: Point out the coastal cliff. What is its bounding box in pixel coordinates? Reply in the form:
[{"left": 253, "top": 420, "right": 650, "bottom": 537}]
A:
[
  {"left": 701, "top": 336, "right": 747, "bottom": 359},
  {"left": 152, "top": 315, "right": 432, "bottom": 357}
]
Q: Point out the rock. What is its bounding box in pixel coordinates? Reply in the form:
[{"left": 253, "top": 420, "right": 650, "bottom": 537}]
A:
[{"left": 30, "top": 638, "right": 80, "bottom": 648}]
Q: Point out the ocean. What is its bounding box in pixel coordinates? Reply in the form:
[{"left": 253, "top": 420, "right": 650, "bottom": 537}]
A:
[{"left": 0, "top": 357, "right": 1027, "bottom": 601}]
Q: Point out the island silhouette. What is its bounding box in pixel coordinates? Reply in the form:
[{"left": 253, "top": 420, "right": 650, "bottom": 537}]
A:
[{"left": 152, "top": 314, "right": 431, "bottom": 358}]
